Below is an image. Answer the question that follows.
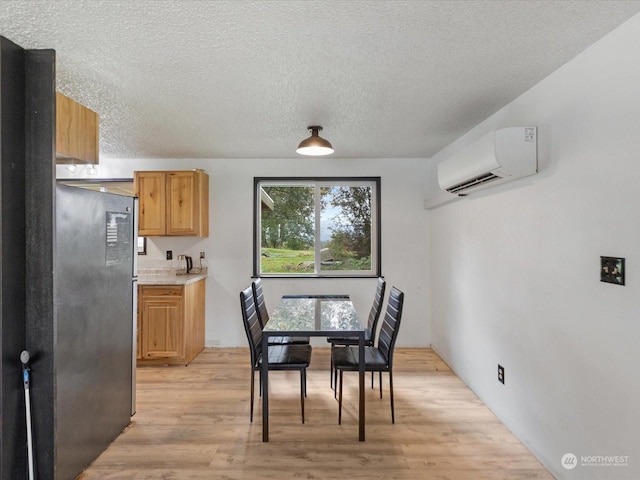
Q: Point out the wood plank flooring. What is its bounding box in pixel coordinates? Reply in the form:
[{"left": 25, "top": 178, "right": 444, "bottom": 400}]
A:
[{"left": 77, "top": 348, "right": 552, "bottom": 479}]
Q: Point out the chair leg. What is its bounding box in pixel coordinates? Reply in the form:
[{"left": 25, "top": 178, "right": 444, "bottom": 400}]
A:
[
  {"left": 379, "top": 371, "right": 383, "bottom": 398},
  {"left": 338, "top": 370, "right": 343, "bottom": 425},
  {"left": 303, "top": 368, "right": 307, "bottom": 397},
  {"left": 330, "top": 348, "right": 334, "bottom": 390},
  {"left": 389, "top": 370, "right": 395, "bottom": 424},
  {"left": 250, "top": 368, "right": 255, "bottom": 422},
  {"left": 371, "top": 371, "right": 374, "bottom": 389},
  {"left": 300, "top": 369, "right": 305, "bottom": 424},
  {"left": 334, "top": 367, "right": 338, "bottom": 399}
]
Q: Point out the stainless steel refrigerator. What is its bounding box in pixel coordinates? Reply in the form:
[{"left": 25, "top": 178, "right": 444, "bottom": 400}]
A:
[{"left": 54, "top": 184, "right": 137, "bottom": 478}]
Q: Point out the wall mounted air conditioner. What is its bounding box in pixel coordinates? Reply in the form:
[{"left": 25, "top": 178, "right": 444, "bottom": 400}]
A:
[{"left": 437, "top": 127, "right": 537, "bottom": 196}]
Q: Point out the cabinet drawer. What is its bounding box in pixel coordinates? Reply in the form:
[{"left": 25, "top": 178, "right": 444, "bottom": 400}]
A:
[{"left": 140, "top": 286, "right": 183, "bottom": 297}]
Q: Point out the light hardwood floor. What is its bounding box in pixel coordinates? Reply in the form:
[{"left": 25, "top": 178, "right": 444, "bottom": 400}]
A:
[{"left": 78, "top": 348, "right": 552, "bottom": 479}]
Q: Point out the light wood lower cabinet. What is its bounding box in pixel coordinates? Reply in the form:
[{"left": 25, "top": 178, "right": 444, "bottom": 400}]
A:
[{"left": 137, "top": 280, "right": 205, "bottom": 366}]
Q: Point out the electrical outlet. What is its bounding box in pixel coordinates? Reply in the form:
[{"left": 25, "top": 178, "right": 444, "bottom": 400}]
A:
[
  {"left": 200, "top": 251, "right": 205, "bottom": 259},
  {"left": 498, "top": 364, "right": 505, "bottom": 385},
  {"left": 166, "top": 250, "right": 173, "bottom": 260}
]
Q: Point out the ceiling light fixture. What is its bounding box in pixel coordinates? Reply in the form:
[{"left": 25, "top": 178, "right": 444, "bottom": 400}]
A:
[{"left": 296, "top": 126, "right": 334, "bottom": 156}]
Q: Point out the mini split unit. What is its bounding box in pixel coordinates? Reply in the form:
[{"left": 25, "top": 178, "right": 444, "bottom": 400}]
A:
[{"left": 437, "top": 126, "right": 538, "bottom": 196}]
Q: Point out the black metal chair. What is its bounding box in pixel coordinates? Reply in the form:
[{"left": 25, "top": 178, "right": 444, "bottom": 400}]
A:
[
  {"left": 252, "top": 278, "right": 310, "bottom": 345},
  {"left": 328, "top": 277, "right": 386, "bottom": 390},
  {"left": 240, "top": 286, "right": 312, "bottom": 423},
  {"left": 332, "top": 286, "right": 404, "bottom": 424}
]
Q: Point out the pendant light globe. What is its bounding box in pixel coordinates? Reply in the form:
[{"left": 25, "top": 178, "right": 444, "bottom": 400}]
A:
[{"left": 296, "top": 126, "right": 334, "bottom": 156}]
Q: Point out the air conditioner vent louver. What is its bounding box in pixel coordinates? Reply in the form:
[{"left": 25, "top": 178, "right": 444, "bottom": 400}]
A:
[
  {"left": 445, "top": 172, "right": 500, "bottom": 194},
  {"left": 437, "top": 127, "right": 537, "bottom": 197}
]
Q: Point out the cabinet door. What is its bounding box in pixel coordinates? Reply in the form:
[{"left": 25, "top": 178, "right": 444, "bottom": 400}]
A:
[
  {"left": 135, "top": 172, "right": 166, "bottom": 236},
  {"left": 141, "top": 294, "right": 184, "bottom": 359},
  {"left": 55, "top": 92, "right": 99, "bottom": 164},
  {"left": 166, "top": 171, "right": 199, "bottom": 235}
]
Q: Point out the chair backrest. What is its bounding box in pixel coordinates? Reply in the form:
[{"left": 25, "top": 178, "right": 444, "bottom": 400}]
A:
[
  {"left": 367, "top": 277, "right": 386, "bottom": 335},
  {"left": 376, "top": 286, "right": 404, "bottom": 367},
  {"left": 251, "top": 278, "right": 269, "bottom": 328},
  {"left": 240, "top": 286, "right": 263, "bottom": 367}
]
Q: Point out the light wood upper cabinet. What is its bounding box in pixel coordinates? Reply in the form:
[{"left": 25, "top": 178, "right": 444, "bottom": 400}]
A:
[
  {"left": 135, "top": 171, "right": 167, "bottom": 236},
  {"left": 167, "top": 171, "right": 207, "bottom": 236},
  {"left": 134, "top": 169, "right": 209, "bottom": 237},
  {"left": 56, "top": 92, "right": 99, "bottom": 164}
]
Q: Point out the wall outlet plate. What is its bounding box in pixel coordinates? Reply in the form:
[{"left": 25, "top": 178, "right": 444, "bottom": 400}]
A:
[
  {"left": 498, "top": 364, "right": 505, "bottom": 384},
  {"left": 166, "top": 250, "right": 173, "bottom": 260}
]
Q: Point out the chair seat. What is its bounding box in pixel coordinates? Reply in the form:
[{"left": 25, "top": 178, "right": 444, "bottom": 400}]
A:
[
  {"left": 326, "top": 329, "right": 373, "bottom": 346},
  {"left": 258, "top": 344, "right": 312, "bottom": 368},
  {"left": 331, "top": 345, "right": 388, "bottom": 371}
]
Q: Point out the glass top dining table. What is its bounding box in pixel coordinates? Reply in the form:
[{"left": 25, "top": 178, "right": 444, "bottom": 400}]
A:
[{"left": 261, "top": 295, "right": 367, "bottom": 442}]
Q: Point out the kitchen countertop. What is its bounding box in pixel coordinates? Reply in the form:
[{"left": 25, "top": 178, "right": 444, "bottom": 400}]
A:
[{"left": 137, "top": 270, "right": 208, "bottom": 286}]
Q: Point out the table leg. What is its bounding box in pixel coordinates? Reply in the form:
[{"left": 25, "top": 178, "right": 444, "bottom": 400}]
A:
[
  {"left": 262, "top": 333, "right": 269, "bottom": 442},
  {"left": 358, "top": 331, "right": 365, "bottom": 441}
]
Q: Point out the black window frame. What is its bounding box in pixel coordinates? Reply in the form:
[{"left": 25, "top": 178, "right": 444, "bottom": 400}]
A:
[{"left": 253, "top": 176, "right": 381, "bottom": 278}]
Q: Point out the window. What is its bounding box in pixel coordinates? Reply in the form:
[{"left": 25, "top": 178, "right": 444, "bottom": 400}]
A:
[{"left": 254, "top": 177, "right": 381, "bottom": 277}]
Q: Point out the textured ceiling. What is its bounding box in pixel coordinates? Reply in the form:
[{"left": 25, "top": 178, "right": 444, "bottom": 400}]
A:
[{"left": 1, "top": 0, "right": 640, "bottom": 159}]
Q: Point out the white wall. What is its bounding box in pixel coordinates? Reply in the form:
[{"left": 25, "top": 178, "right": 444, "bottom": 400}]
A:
[
  {"left": 427, "top": 13, "right": 640, "bottom": 480},
  {"left": 59, "top": 157, "right": 430, "bottom": 348}
]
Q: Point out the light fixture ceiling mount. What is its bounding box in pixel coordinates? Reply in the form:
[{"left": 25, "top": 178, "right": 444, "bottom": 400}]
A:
[{"left": 296, "top": 125, "right": 334, "bottom": 156}]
